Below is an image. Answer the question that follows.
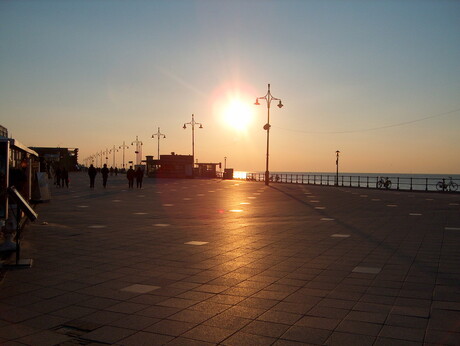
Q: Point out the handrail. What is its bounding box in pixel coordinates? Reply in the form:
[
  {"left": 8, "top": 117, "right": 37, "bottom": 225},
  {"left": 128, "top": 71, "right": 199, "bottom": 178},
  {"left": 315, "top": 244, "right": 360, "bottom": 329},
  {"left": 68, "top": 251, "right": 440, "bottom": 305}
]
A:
[{"left": 241, "top": 173, "right": 459, "bottom": 192}]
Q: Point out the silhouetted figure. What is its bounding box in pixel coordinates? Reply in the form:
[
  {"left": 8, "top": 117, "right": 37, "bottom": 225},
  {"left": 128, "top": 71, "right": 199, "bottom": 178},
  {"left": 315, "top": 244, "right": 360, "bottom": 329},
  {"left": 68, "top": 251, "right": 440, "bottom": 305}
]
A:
[
  {"left": 135, "top": 167, "right": 144, "bottom": 188},
  {"left": 88, "top": 164, "right": 97, "bottom": 188},
  {"left": 114, "top": 167, "right": 118, "bottom": 176},
  {"left": 61, "top": 168, "right": 69, "bottom": 188},
  {"left": 101, "top": 164, "right": 109, "bottom": 188},
  {"left": 55, "top": 167, "right": 62, "bottom": 187},
  {"left": 127, "top": 166, "right": 135, "bottom": 188},
  {"left": 110, "top": 167, "right": 114, "bottom": 176}
]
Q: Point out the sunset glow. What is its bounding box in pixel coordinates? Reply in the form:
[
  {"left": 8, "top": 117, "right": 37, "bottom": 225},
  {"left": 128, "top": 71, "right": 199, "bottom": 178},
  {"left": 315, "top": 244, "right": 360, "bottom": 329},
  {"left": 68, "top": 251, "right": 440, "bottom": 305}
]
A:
[{"left": 222, "top": 99, "right": 254, "bottom": 132}]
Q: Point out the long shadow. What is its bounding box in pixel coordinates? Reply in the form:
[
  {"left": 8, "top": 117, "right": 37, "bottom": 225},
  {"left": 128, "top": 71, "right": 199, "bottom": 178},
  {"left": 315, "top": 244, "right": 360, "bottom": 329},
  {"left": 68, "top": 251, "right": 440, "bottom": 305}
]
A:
[{"left": 269, "top": 184, "right": 441, "bottom": 282}]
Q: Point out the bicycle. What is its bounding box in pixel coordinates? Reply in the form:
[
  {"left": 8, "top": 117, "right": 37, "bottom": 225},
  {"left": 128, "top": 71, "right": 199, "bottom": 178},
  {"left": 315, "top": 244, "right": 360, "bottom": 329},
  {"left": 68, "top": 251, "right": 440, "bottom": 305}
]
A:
[
  {"left": 377, "top": 177, "right": 392, "bottom": 189},
  {"left": 436, "top": 177, "right": 458, "bottom": 192}
]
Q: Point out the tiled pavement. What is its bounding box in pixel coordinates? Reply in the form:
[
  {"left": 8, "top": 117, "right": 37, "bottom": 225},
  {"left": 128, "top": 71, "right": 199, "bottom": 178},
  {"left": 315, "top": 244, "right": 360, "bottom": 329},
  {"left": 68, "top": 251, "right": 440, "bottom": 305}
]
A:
[{"left": 0, "top": 172, "right": 459, "bottom": 345}]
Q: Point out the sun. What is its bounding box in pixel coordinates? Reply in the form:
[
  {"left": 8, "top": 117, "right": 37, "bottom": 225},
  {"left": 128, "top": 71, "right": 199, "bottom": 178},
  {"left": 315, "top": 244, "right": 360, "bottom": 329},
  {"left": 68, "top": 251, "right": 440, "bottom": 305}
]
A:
[{"left": 223, "top": 99, "right": 254, "bottom": 131}]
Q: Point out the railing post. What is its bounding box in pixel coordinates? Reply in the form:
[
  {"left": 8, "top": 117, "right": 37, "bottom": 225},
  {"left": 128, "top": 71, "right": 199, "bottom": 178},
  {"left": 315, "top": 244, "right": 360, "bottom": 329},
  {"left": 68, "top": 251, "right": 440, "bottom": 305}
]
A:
[
  {"left": 349, "top": 176, "right": 352, "bottom": 187},
  {"left": 443, "top": 178, "right": 445, "bottom": 191},
  {"left": 320, "top": 175, "right": 322, "bottom": 185},
  {"left": 302, "top": 175, "right": 304, "bottom": 184},
  {"left": 358, "top": 176, "right": 361, "bottom": 188},
  {"left": 341, "top": 176, "right": 344, "bottom": 187},
  {"left": 366, "top": 176, "right": 369, "bottom": 188},
  {"left": 425, "top": 178, "right": 428, "bottom": 191},
  {"left": 410, "top": 177, "right": 413, "bottom": 191},
  {"left": 314, "top": 175, "right": 316, "bottom": 185},
  {"left": 397, "top": 177, "right": 400, "bottom": 190}
]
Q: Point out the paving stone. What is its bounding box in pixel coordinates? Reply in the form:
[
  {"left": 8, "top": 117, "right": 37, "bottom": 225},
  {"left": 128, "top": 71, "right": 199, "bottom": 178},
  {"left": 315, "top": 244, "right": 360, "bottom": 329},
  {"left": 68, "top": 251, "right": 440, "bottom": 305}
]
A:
[
  {"left": 241, "top": 320, "right": 290, "bottom": 338},
  {"left": 256, "top": 309, "right": 302, "bottom": 325},
  {"left": 144, "top": 319, "right": 196, "bottom": 336},
  {"left": 280, "top": 325, "right": 332, "bottom": 344},
  {"left": 165, "top": 336, "right": 215, "bottom": 345},
  {"left": 221, "top": 331, "right": 277, "bottom": 345},
  {"left": 0, "top": 324, "right": 39, "bottom": 340},
  {"left": 295, "top": 316, "right": 340, "bottom": 330},
  {"left": 181, "top": 324, "right": 235, "bottom": 343},
  {"left": 379, "top": 325, "right": 425, "bottom": 342},
  {"left": 16, "top": 330, "right": 71, "bottom": 346},
  {"left": 109, "top": 314, "right": 159, "bottom": 330},
  {"left": 373, "top": 337, "right": 421, "bottom": 346},
  {"left": 168, "top": 309, "right": 216, "bottom": 324},
  {"left": 81, "top": 325, "right": 136, "bottom": 344},
  {"left": 118, "top": 331, "right": 174, "bottom": 346},
  {"left": 335, "top": 319, "right": 382, "bottom": 336},
  {"left": 325, "top": 331, "right": 375, "bottom": 346},
  {"left": 346, "top": 310, "right": 388, "bottom": 324},
  {"left": 424, "top": 329, "right": 460, "bottom": 345}
]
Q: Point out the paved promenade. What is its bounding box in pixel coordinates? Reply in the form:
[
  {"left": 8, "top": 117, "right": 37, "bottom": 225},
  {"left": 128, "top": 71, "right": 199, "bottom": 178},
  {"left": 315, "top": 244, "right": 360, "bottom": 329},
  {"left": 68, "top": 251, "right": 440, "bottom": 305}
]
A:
[{"left": 1, "top": 172, "right": 459, "bottom": 345}]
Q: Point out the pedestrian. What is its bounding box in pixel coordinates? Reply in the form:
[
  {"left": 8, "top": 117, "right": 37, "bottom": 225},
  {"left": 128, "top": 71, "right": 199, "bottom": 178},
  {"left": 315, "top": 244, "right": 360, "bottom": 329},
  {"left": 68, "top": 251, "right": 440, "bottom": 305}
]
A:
[
  {"left": 61, "top": 167, "right": 69, "bottom": 188},
  {"left": 135, "top": 167, "right": 144, "bottom": 188},
  {"left": 101, "top": 164, "right": 109, "bottom": 188},
  {"left": 55, "top": 166, "right": 62, "bottom": 187},
  {"left": 114, "top": 167, "right": 118, "bottom": 176},
  {"left": 127, "top": 166, "right": 135, "bottom": 188},
  {"left": 110, "top": 167, "right": 114, "bottom": 176},
  {"left": 88, "top": 164, "right": 97, "bottom": 188}
]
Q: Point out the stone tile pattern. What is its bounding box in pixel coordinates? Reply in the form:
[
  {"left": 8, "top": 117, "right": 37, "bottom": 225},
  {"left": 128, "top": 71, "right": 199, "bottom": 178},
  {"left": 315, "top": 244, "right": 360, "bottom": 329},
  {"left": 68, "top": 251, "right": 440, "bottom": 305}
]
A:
[{"left": 0, "top": 173, "right": 459, "bottom": 345}]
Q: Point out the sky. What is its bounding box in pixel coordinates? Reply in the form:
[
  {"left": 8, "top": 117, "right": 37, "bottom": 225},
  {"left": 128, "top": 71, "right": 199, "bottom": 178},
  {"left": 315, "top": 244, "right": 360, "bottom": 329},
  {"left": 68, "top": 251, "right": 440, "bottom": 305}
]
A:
[{"left": 1, "top": 0, "right": 459, "bottom": 174}]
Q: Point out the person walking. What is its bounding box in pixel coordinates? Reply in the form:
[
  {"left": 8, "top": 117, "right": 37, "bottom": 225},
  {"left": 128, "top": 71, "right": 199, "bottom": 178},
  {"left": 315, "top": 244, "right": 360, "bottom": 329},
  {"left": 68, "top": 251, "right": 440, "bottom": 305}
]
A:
[
  {"left": 101, "top": 164, "right": 109, "bottom": 188},
  {"left": 127, "top": 166, "right": 135, "bottom": 188},
  {"left": 135, "top": 167, "right": 144, "bottom": 188},
  {"left": 55, "top": 166, "right": 62, "bottom": 187},
  {"left": 61, "top": 167, "right": 69, "bottom": 188},
  {"left": 88, "top": 164, "right": 97, "bottom": 188}
]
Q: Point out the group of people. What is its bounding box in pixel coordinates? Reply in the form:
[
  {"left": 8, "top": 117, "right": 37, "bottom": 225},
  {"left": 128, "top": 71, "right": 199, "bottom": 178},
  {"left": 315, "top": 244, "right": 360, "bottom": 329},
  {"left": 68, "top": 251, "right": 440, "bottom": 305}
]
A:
[
  {"left": 54, "top": 167, "right": 69, "bottom": 188},
  {"left": 87, "top": 164, "right": 144, "bottom": 189}
]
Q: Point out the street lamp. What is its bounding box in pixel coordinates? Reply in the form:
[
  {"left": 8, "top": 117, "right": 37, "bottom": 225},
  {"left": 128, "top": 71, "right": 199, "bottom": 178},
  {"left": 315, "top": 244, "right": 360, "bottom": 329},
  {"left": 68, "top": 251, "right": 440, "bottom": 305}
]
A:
[
  {"left": 183, "top": 114, "right": 203, "bottom": 164},
  {"left": 104, "top": 148, "right": 110, "bottom": 165},
  {"left": 254, "top": 83, "right": 283, "bottom": 186},
  {"left": 224, "top": 156, "right": 227, "bottom": 171},
  {"left": 109, "top": 145, "right": 118, "bottom": 168},
  {"left": 119, "top": 141, "right": 129, "bottom": 169},
  {"left": 131, "top": 136, "right": 143, "bottom": 166},
  {"left": 336, "top": 150, "right": 340, "bottom": 186},
  {"left": 152, "top": 127, "right": 166, "bottom": 161}
]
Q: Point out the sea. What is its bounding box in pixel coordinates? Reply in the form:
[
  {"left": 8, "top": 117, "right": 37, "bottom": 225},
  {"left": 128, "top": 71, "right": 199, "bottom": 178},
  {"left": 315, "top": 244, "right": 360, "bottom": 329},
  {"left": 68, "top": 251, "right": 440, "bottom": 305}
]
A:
[{"left": 233, "top": 171, "right": 460, "bottom": 192}]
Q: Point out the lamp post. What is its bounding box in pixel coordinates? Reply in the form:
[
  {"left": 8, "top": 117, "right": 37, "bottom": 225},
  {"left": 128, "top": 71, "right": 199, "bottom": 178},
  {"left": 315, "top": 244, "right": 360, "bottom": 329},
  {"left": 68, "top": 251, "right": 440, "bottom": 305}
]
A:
[
  {"left": 104, "top": 148, "right": 110, "bottom": 166},
  {"left": 152, "top": 127, "right": 166, "bottom": 160},
  {"left": 131, "top": 136, "right": 143, "bottom": 166},
  {"left": 109, "top": 145, "right": 118, "bottom": 168},
  {"left": 254, "top": 83, "right": 283, "bottom": 186},
  {"left": 224, "top": 156, "right": 227, "bottom": 171},
  {"left": 335, "top": 150, "right": 340, "bottom": 186},
  {"left": 119, "top": 141, "right": 129, "bottom": 169},
  {"left": 183, "top": 114, "right": 203, "bottom": 164},
  {"left": 95, "top": 151, "right": 103, "bottom": 168}
]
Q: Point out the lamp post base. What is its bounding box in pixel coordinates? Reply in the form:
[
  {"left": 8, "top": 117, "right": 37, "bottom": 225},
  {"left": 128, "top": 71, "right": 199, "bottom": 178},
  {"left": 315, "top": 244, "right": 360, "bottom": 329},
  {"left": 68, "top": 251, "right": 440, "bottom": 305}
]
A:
[{"left": 265, "top": 171, "right": 270, "bottom": 186}]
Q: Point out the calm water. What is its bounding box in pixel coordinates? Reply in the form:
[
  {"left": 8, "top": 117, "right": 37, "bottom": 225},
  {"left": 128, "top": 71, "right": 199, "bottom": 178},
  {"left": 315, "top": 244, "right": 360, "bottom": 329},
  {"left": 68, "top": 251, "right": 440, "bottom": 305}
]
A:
[{"left": 234, "top": 171, "right": 460, "bottom": 192}]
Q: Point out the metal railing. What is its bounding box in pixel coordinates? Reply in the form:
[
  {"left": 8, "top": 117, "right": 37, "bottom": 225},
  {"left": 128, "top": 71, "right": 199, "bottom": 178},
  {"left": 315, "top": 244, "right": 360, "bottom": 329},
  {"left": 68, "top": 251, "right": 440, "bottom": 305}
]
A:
[{"left": 240, "top": 173, "right": 459, "bottom": 192}]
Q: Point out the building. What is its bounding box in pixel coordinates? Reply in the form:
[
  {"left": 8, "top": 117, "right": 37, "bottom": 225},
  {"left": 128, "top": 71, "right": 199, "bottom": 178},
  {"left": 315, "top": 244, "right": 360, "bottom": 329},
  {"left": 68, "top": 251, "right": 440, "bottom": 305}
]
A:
[
  {"left": 30, "top": 147, "right": 79, "bottom": 172},
  {"left": 196, "top": 163, "right": 221, "bottom": 178},
  {"left": 145, "top": 153, "right": 193, "bottom": 178}
]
